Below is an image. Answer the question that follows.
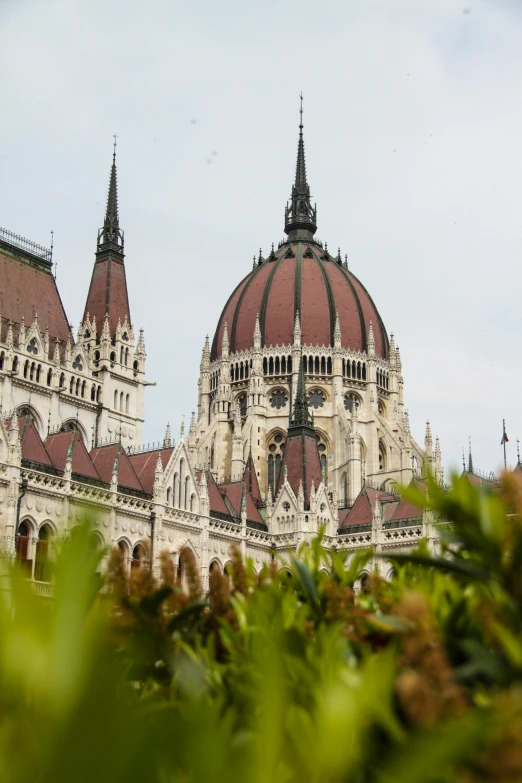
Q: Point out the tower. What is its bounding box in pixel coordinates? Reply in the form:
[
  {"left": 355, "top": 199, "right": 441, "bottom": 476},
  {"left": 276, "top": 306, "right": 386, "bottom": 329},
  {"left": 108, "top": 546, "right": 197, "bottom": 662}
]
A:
[{"left": 82, "top": 143, "right": 147, "bottom": 448}]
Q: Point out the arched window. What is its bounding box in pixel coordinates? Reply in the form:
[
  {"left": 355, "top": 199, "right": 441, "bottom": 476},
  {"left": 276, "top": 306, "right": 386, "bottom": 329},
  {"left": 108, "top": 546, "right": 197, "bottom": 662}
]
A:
[
  {"left": 190, "top": 493, "right": 196, "bottom": 512},
  {"left": 12, "top": 356, "right": 18, "bottom": 373},
  {"left": 357, "top": 362, "right": 361, "bottom": 380},
  {"left": 360, "top": 574, "right": 370, "bottom": 595},
  {"left": 34, "top": 524, "right": 53, "bottom": 583},
  {"left": 125, "top": 348, "right": 129, "bottom": 366},
  {"left": 131, "top": 543, "right": 144, "bottom": 570},
  {"left": 275, "top": 356, "right": 280, "bottom": 375},
  {"left": 268, "top": 357, "right": 274, "bottom": 375},
  {"left": 114, "top": 390, "right": 118, "bottom": 409},
  {"left": 0, "top": 351, "right": 4, "bottom": 370},
  {"left": 379, "top": 441, "right": 387, "bottom": 472},
  {"left": 237, "top": 394, "right": 247, "bottom": 416},
  {"left": 314, "top": 356, "right": 320, "bottom": 375},
  {"left": 119, "top": 392, "right": 124, "bottom": 411},
  {"left": 362, "top": 363, "right": 366, "bottom": 381},
  {"left": 172, "top": 473, "right": 178, "bottom": 508},
  {"left": 60, "top": 372, "right": 65, "bottom": 389},
  {"left": 96, "top": 386, "right": 102, "bottom": 403},
  {"left": 120, "top": 347, "right": 124, "bottom": 365},
  {"left": 36, "top": 364, "right": 42, "bottom": 383},
  {"left": 125, "top": 394, "right": 130, "bottom": 413},
  {"left": 281, "top": 356, "right": 286, "bottom": 375},
  {"left": 81, "top": 380, "right": 86, "bottom": 398},
  {"left": 91, "top": 384, "right": 96, "bottom": 401},
  {"left": 110, "top": 351, "right": 116, "bottom": 366},
  {"left": 320, "top": 357, "right": 326, "bottom": 375},
  {"left": 288, "top": 356, "right": 292, "bottom": 373},
  {"left": 23, "top": 360, "right": 29, "bottom": 379},
  {"left": 75, "top": 378, "right": 80, "bottom": 396},
  {"left": 340, "top": 472, "right": 348, "bottom": 507},
  {"left": 166, "top": 487, "right": 172, "bottom": 505},
  {"left": 267, "top": 432, "right": 285, "bottom": 494},
  {"left": 16, "top": 520, "right": 32, "bottom": 576},
  {"left": 47, "top": 368, "right": 53, "bottom": 386},
  {"left": 263, "top": 358, "right": 267, "bottom": 375},
  {"left": 184, "top": 475, "right": 190, "bottom": 509},
  {"left": 179, "top": 458, "right": 185, "bottom": 507}
]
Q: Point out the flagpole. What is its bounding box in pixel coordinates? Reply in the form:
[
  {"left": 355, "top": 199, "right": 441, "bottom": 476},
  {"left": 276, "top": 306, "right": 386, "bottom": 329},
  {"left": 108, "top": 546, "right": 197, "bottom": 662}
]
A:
[{"left": 503, "top": 418, "right": 507, "bottom": 470}]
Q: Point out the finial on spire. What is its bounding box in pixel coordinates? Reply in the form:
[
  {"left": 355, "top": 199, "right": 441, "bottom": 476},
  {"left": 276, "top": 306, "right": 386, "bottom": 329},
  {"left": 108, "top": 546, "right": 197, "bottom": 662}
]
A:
[
  {"left": 97, "top": 141, "right": 124, "bottom": 257},
  {"left": 284, "top": 95, "right": 317, "bottom": 240}
]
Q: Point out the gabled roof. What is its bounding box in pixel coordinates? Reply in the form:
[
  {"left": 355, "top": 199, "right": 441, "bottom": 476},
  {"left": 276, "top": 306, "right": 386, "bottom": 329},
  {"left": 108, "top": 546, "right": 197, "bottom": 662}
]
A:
[
  {"left": 203, "top": 470, "right": 231, "bottom": 517},
  {"left": 128, "top": 447, "right": 175, "bottom": 495},
  {"left": 90, "top": 443, "right": 143, "bottom": 492},
  {"left": 242, "top": 453, "right": 262, "bottom": 504},
  {"left": 339, "top": 485, "right": 406, "bottom": 529},
  {"left": 219, "top": 481, "right": 264, "bottom": 526},
  {"left": 14, "top": 416, "right": 54, "bottom": 469},
  {"left": 0, "top": 244, "right": 72, "bottom": 347},
  {"left": 45, "top": 431, "right": 101, "bottom": 481}
]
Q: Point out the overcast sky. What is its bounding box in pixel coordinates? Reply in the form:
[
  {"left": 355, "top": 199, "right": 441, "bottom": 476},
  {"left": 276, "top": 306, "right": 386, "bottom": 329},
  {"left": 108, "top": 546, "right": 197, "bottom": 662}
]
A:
[{"left": 1, "top": 0, "right": 521, "bottom": 477}]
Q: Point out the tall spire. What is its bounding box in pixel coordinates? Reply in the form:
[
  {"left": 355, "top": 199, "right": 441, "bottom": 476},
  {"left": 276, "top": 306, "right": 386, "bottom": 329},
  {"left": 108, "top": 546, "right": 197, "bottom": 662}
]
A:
[
  {"left": 290, "top": 356, "right": 312, "bottom": 429},
  {"left": 284, "top": 94, "right": 317, "bottom": 241},
  {"left": 97, "top": 136, "right": 124, "bottom": 258}
]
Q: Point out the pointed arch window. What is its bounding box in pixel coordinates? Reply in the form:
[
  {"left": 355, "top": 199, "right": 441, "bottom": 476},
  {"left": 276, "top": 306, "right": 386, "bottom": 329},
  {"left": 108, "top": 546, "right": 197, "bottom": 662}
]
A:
[{"left": 267, "top": 432, "right": 285, "bottom": 494}]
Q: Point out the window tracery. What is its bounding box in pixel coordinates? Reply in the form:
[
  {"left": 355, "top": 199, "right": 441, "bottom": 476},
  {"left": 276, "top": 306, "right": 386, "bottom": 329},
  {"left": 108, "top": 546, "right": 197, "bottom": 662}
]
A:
[
  {"left": 307, "top": 389, "right": 326, "bottom": 409},
  {"left": 269, "top": 389, "right": 288, "bottom": 410},
  {"left": 267, "top": 432, "right": 285, "bottom": 494}
]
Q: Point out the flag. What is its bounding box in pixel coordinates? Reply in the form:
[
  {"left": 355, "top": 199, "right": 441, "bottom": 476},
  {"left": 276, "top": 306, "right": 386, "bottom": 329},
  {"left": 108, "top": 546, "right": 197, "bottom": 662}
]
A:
[{"left": 501, "top": 423, "right": 509, "bottom": 445}]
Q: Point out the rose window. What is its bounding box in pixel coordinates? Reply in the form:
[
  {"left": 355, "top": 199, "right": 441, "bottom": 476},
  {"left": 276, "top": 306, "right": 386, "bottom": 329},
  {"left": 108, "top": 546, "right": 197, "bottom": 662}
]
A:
[
  {"left": 270, "top": 390, "right": 288, "bottom": 410},
  {"left": 343, "top": 394, "right": 360, "bottom": 413},
  {"left": 307, "top": 389, "right": 326, "bottom": 409},
  {"left": 72, "top": 356, "right": 83, "bottom": 371}
]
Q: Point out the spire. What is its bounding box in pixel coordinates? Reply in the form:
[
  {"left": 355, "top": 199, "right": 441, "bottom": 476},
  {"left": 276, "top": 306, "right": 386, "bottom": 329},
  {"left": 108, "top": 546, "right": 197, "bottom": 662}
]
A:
[
  {"left": 468, "top": 438, "right": 474, "bottom": 474},
  {"left": 367, "top": 320, "right": 375, "bottom": 356},
  {"left": 221, "top": 322, "right": 229, "bottom": 358},
  {"left": 84, "top": 140, "right": 130, "bottom": 337},
  {"left": 253, "top": 313, "right": 261, "bottom": 349},
  {"left": 284, "top": 95, "right": 317, "bottom": 241},
  {"left": 290, "top": 357, "right": 312, "bottom": 429},
  {"left": 97, "top": 137, "right": 124, "bottom": 256},
  {"left": 163, "top": 422, "right": 172, "bottom": 449},
  {"left": 334, "top": 312, "right": 341, "bottom": 348},
  {"left": 293, "top": 310, "right": 301, "bottom": 345},
  {"left": 424, "top": 421, "right": 433, "bottom": 457}
]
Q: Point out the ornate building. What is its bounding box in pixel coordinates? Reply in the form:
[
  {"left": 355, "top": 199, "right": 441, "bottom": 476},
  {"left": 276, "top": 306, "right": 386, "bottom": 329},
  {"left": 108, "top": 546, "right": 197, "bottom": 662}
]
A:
[{"left": 0, "top": 112, "right": 444, "bottom": 592}]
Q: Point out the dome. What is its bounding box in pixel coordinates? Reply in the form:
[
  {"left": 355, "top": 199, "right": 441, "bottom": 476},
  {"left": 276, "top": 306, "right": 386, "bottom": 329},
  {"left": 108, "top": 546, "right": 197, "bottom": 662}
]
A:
[
  {"left": 211, "top": 103, "right": 389, "bottom": 362},
  {"left": 211, "top": 244, "right": 389, "bottom": 360}
]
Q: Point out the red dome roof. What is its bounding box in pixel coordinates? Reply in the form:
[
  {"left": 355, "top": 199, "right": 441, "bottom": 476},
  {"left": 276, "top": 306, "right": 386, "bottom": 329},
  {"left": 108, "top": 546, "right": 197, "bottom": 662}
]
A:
[{"left": 212, "top": 242, "right": 389, "bottom": 360}]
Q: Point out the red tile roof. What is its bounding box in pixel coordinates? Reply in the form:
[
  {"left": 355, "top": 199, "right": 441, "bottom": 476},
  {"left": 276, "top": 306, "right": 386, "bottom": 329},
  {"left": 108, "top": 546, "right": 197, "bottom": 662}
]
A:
[
  {"left": 128, "top": 447, "right": 175, "bottom": 495},
  {"left": 83, "top": 257, "right": 131, "bottom": 337},
  {"left": 45, "top": 431, "right": 101, "bottom": 480},
  {"left": 204, "top": 470, "right": 231, "bottom": 517},
  {"left": 14, "top": 417, "right": 54, "bottom": 468},
  {"left": 0, "top": 247, "right": 72, "bottom": 347},
  {"left": 90, "top": 443, "right": 143, "bottom": 491},
  {"left": 242, "top": 454, "right": 262, "bottom": 504},
  {"left": 276, "top": 430, "right": 323, "bottom": 507},
  {"left": 219, "top": 481, "right": 264, "bottom": 525}
]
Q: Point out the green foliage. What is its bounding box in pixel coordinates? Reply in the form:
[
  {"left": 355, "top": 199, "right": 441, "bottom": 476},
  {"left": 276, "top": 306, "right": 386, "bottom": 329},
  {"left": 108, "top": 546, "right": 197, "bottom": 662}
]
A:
[{"left": 2, "top": 472, "right": 522, "bottom": 781}]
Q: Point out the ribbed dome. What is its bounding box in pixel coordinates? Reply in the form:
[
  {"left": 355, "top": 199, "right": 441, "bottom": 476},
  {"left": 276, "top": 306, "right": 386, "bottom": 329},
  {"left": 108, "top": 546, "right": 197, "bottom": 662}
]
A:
[{"left": 211, "top": 242, "right": 389, "bottom": 361}]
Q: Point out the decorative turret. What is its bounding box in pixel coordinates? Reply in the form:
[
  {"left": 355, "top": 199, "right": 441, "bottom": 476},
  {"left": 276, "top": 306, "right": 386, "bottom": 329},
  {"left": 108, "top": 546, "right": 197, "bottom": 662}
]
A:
[
  {"left": 221, "top": 322, "right": 229, "bottom": 358},
  {"left": 468, "top": 439, "right": 474, "bottom": 474},
  {"left": 333, "top": 312, "right": 341, "bottom": 349},
  {"left": 424, "top": 421, "right": 433, "bottom": 459},
  {"left": 253, "top": 313, "right": 261, "bottom": 350},
  {"left": 367, "top": 320, "right": 375, "bottom": 357},
  {"left": 284, "top": 96, "right": 317, "bottom": 241},
  {"left": 163, "top": 422, "right": 172, "bottom": 449},
  {"left": 435, "top": 437, "right": 443, "bottom": 485}
]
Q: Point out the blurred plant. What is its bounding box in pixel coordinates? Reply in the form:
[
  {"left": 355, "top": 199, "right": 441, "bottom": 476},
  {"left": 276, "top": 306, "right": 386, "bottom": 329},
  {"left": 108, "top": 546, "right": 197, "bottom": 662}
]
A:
[{"left": 1, "top": 472, "right": 522, "bottom": 781}]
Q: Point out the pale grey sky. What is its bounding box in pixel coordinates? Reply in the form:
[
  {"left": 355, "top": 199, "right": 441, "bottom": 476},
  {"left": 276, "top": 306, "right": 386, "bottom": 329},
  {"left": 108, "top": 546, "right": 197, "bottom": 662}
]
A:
[{"left": 1, "top": 0, "right": 521, "bottom": 476}]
